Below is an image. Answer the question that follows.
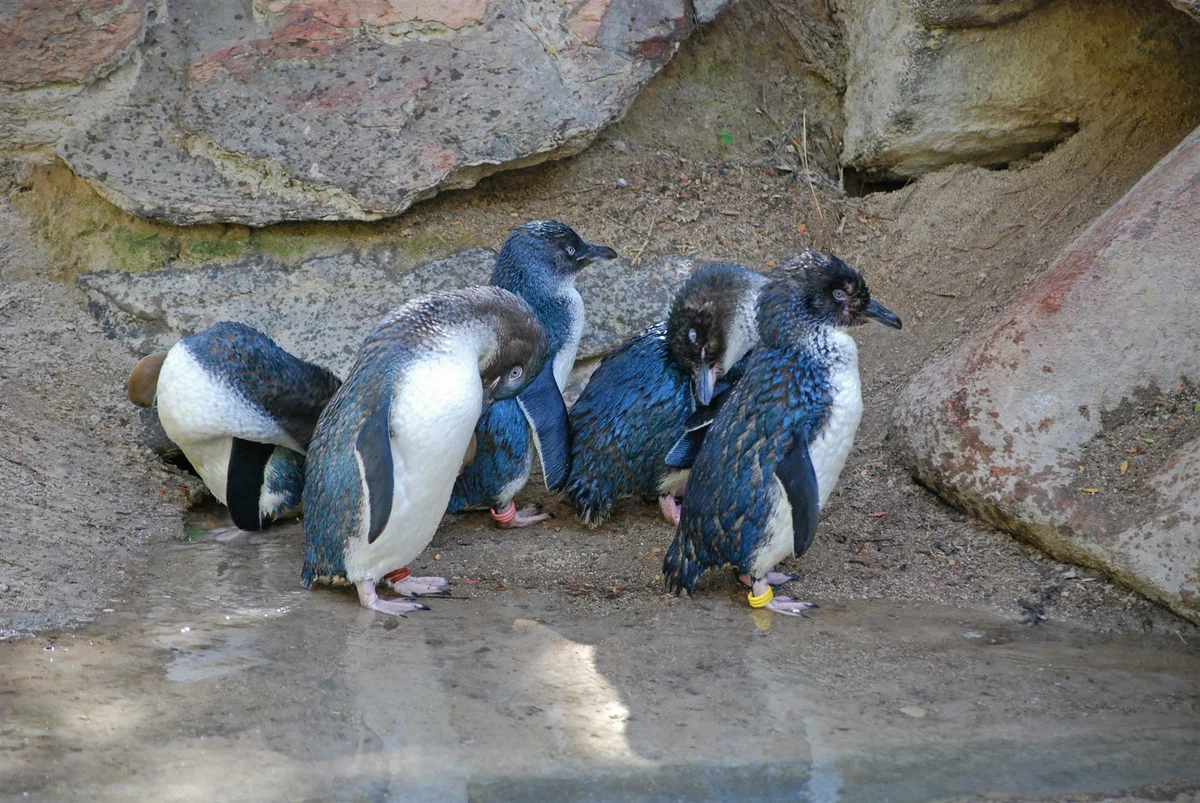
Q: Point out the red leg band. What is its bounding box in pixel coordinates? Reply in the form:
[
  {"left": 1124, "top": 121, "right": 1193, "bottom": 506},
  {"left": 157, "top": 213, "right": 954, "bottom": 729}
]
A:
[
  {"left": 490, "top": 502, "right": 517, "bottom": 524},
  {"left": 384, "top": 567, "right": 410, "bottom": 584}
]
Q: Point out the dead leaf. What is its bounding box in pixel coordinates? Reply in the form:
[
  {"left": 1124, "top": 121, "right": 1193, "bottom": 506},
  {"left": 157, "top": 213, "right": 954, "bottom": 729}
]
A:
[
  {"left": 1081, "top": 487, "right": 1100, "bottom": 494},
  {"left": 858, "top": 216, "right": 868, "bottom": 224},
  {"left": 868, "top": 512, "right": 888, "bottom": 518},
  {"left": 1120, "top": 460, "right": 1129, "bottom": 474},
  {"left": 1125, "top": 447, "right": 1140, "bottom": 454}
]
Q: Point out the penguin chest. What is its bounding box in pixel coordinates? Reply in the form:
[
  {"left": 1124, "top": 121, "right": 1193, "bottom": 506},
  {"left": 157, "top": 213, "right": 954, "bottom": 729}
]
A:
[
  {"left": 751, "top": 478, "right": 795, "bottom": 578},
  {"left": 155, "top": 345, "right": 297, "bottom": 504},
  {"left": 552, "top": 286, "right": 585, "bottom": 390},
  {"left": 808, "top": 342, "right": 863, "bottom": 509},
  {"left": 344, "top": 356, "right": 482, "bottom": 581}
]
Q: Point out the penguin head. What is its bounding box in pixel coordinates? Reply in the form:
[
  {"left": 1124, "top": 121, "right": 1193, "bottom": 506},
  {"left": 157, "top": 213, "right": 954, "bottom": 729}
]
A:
[
  {"left": 779, "top": 251, "right": 903, "bottom": 332},
  {"left": 476, "top": 292, "right": 551, "bottom": 404},
  {"left": 494, "top": 221, "right": 618, "bottom": 290},
  {"left": 666, "top": 264, "right": 754, "bottom": 405},
  {"left": 127, "top": 351, "right": 168, "bottom": 407}
]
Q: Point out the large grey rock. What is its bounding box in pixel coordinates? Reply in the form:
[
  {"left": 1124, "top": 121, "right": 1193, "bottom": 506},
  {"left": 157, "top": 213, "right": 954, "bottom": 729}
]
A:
[
  {"left": 0, "top": 0, "right": 724, "bottom": 226},
  {"left": 837, "top": 0, "right": 1200, "bottom": 181},
  {"left": 78, "top": 247, "right": 698, "bottom": 377},
  {"left": 1171, "top": 0, "right": 1200, "bottom": 22},
  {"left": 893, "top": 126, "right": 1200, "bottom": 624}
]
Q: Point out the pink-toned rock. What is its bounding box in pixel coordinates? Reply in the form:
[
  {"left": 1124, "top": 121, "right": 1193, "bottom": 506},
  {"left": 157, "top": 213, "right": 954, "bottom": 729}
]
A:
[
  {"left": 0, "top": 0, "right": 147, "bottom": 87},
  {"left": 894, "top": 125, "right": 1200, "bottom": 623}
]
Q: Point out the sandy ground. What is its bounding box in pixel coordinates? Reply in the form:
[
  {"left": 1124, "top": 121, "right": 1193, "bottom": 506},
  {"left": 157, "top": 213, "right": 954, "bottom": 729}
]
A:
[{"left": 2, "top": 2, "right": 1200, "bottom": 642}]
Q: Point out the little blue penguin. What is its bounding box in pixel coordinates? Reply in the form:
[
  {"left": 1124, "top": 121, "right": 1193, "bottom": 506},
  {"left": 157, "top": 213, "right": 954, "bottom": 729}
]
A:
[
  {"left": 302, "top": 287, "right": 556, "bottom": 616},
  {"left": 448, "top": 221, "right": 618, "bottom": 528},
  {"left": 564, "top": 262, "right": 766, "bottom": 527},
  {"left": 128, "top": 322, "right": 342, "bottom": 536},
  {"left": 662, "top": 252, "right": 902, "bottom": 616}
]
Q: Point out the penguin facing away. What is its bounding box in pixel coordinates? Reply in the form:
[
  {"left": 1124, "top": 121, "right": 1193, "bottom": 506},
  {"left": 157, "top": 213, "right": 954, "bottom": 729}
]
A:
[
  {"left": 302, "top": 287, "right": 555, "bottom": 617},
  {"left": 564, "top": 262, "right": 766, "bottom": 527},
  {"left": 662, "top": 253, "right": 902, "bottom": 616},
  {"left": 128, "top": 321, "right": 342, "bottom": 536},
  {"left": 448, "top": 221, "right": 617, "bottom": 528}
]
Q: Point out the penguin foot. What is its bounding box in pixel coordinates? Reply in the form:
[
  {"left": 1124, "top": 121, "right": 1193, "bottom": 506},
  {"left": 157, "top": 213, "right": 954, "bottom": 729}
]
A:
[
  {"left": 747, "top": 581, "right": 819, "bottom": 618},
  {"left": 767, "top": 597, "right": 820, "bottom": 617},
  {"left": 658, "top": 495, "right": 681, "bottom": 526},
  {"left": 738, "top": 571, "right": 800, "bottom": 588},
  {"left": 356, "top": 581, "right": 430, "bottom": 617},
  {"left": 207, "top": 526, "right": 255, "bottom": 542},
  {"left": 390, "top": 575, "right": 451, "bottom": 598},
  {"left": 491, "top": 502, "right": 549, "bottom": 529}
]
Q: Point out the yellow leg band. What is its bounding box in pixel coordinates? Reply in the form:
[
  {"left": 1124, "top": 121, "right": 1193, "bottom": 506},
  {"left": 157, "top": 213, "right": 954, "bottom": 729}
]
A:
[{"left": 747, "top": 587, "right": 774, "bottom": 608}]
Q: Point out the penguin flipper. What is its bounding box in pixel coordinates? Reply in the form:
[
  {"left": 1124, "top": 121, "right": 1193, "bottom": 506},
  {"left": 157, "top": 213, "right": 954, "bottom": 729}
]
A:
[
  {"left": 775, "top": 430, "right": 820, "bottom": 557},
  {"left": 226, "top": 438, "right": 276, "bottom": 531},
  {"left": 663, "top": 378, "right": 735, "bottom": 469},
  {"left": 356, "top": 405, "right": 394, "bottom": 545},
  {"left": 516, "top": 360, "right": 570, "bottom": 491}
]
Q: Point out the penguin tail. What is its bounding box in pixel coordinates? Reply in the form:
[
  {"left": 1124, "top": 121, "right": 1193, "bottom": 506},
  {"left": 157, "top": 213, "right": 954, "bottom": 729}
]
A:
[
  {"left": 662, "top": 532, "right": 700, "bottom": 596},
  {"left": 565, "top": 478, "right": 612, "bottom": 529}
]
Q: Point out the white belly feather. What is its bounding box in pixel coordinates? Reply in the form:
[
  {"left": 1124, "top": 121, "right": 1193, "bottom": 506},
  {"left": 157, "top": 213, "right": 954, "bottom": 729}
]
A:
[
  {"left": 155, "top": 344, "right": 301, "bottom": 504},
  {"left": 753, "top": 330, "right": 863, "bottom": 575},
  {"left": 552, "top": 284, "right": 584, "bottom": 391},
  {"left": 343, "top": 351, "right": 482, "bottom": 583}
]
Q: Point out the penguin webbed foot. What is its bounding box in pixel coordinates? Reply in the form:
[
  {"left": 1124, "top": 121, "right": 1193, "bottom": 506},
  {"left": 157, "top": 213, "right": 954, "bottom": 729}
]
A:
[
  {"left": 356, "top": 581, "right": 430, "bottom": 617},
  {"left": 747, "top": 578, "right": 819, "bottom": 618},
  {"left": 491, "top": 501, "right": 550, "bottom": 529},
  {"left": 388, "top": 575, "right": 452, "bottom": 598},
  {"left": 658, "top": 494, "right": 681, "bottom": 526},
  {"left": 206, "top": 525, "right": 256, "bottom": 542},
  {"left": 767, "top": 597, "right": 819, "bottom": 617}
]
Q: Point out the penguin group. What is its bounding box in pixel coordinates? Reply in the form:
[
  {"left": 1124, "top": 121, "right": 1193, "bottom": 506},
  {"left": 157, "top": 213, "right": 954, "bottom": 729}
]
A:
[{"left": 130, "top": 221, "right": 901, "bottom": 618}]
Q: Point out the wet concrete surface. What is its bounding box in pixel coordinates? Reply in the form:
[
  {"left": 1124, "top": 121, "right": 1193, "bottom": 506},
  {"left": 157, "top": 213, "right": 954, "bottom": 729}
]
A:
[{"left": 2, "top": 518, "right": 1199, "bottom": 803}]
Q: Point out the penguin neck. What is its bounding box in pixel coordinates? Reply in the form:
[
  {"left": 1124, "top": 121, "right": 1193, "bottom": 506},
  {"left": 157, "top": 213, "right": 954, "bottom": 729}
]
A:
[
  {"left": 800, "top": 325, "right": 859, "bottom": 372},
  {"left": 719, "top": 283, "right": 765, "bottom": 373},
  {"left": 495, "top": 271, "right": 579, "bottom": 356}
]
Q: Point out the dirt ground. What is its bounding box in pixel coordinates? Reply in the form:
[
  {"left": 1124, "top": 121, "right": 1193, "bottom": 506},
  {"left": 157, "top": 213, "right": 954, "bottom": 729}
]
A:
[{"left": 2, "top": 3, "right": 1200, "bottom": 642}]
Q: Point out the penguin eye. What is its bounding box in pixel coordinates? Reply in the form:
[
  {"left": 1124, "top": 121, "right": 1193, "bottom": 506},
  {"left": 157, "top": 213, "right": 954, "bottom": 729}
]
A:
[
  {"left": 688, "top": 328, "right": 698, "bottom": 344},
  {"left": 565, "top": 245, "right": 576, "bottom": 256},
  {"left": 833, "top": 289, "right": 848, "bottom": 302},
  {"left": 507, "top": 366, "right": 524, "bottom": 383}
]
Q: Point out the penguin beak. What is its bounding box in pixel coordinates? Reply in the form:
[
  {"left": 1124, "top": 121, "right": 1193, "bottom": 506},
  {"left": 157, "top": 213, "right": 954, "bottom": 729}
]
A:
[
  {"left": 694, "top": 361, "right": 718, "bottom": 406},
  {"left": 575, "top": 242, "right": 618, "bottom": 267},
  {"left": 863, "top": 299, "right": 903, "bottom": 330},
  {"left": 484, "top": 375, "right": 501, "bottom": 404}
]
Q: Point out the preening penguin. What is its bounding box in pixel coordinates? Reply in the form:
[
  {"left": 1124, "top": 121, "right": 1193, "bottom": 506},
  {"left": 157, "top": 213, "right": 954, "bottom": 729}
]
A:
[
  {"left": 662, "top": 253, "right": 902, "bottom": 616},
  {"left": 564, "top": 263, "right": 766, "bottom": 526},
  {"left": 128, "top": 322, "right": 342, "bottom": 534},
  {"left": 302, "top": 287, "right": 554, "bottom": 617},
  {"left": 448, "top": 221, "right": 617, "bottom": 528}
]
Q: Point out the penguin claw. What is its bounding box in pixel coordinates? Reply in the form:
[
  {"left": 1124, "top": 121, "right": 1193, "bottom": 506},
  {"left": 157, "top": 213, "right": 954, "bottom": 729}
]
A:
[
  {"left": 390, "top": 576, "right": 452, "bottom": 598},
  {"left": 767, "top": 597, "right": 819, "bottom": 618}
]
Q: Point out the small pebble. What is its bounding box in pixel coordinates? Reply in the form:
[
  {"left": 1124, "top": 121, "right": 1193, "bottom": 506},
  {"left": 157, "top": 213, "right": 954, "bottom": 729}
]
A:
[
  {"left": 900, "top": 706, "right": 926, "bottom": 718},
  {"left": 616, "top": 178, "right": 628, "bottom": 188}
]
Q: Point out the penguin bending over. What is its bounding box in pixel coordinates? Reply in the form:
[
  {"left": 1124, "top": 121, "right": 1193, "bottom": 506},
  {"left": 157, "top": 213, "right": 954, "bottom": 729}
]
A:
[
  {"left": 447, "top": 221, "right": 617, "bottom": 528},
  {"left": 128, "top": 322, "right": 342, "bottom": 535},
  {"left": 302, "top": 287, "right": 555, "bottom": 616},
  {"left": 564, "top": 263, "right": 766, "bottom": 527},
  {"left": 663, "top": 253, "right": 902, "bottom": 616}
]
